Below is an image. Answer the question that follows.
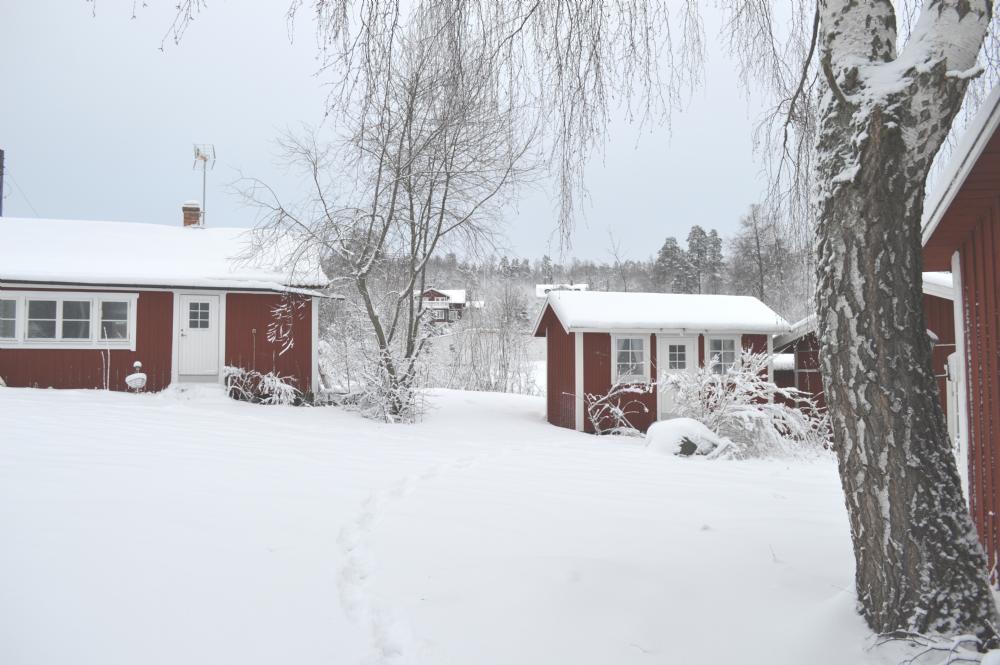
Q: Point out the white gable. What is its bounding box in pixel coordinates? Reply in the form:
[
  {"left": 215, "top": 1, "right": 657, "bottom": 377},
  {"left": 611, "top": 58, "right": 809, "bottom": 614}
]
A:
[
  {"left": 0, "top": 217, "right": 329, "bottom": 293},
  {"left": 540, "top": 291, "right": 790, "bottom": 334}
]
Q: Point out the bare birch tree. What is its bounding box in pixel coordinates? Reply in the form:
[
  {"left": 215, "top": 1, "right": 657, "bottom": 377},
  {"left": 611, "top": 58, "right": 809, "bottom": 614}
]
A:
[
  {"left": 167, "top": 0, "right": 1000, "bottom": 643},
  {"left": 243, "top": 19, "right": 536, "bottom": 419}
]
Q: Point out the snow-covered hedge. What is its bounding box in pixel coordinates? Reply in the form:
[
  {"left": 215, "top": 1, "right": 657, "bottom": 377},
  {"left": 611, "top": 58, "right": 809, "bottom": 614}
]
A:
[
  {"left": 661, "top": 351, "right": 829, "bottom": 458},
  {"left": 224, "top": 366, "right": 302, "bottom": 406}
]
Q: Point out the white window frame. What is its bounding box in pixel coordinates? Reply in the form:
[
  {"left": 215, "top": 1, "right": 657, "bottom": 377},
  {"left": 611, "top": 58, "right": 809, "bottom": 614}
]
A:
[
  {"left": 707, "top": 336, "right": 740, "bottom": 374},
  {"left": 0, "top": 297, "right": 17, "bottom": 339},
  {"left": 431, "top": 309, "right": 446, "bottom": 321},
  {"left": 0, "top": 291, "right": 139, "bottom": 350},
  {"left": 612, "top": 334, "right": 650, "bottom": 384}
]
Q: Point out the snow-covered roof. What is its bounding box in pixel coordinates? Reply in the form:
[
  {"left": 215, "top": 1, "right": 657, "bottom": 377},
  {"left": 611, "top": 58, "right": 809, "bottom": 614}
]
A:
[
  {"left": 773, "top": 353, "right": 795, "bottom": 372},
  {"left": 419, "top": 288, "right": 467, "bottom": 304},
  {"left": 0, "top": 217, "right": 330, "bottom": 294},
  {"left": 535, "top": 283, "right": 589, "bottom": 298},
  {"left": 774, "top": 272, "right": 952, "bottom": 348},
  {"left": 922, "top": 271, "right": 954, "bottom": 300},
  {"left": 922, "top": 85, "right": 1000, "bottom": 246},
  {"left": 536, "top": 291, "right": 790, "bottom": 334},
  {"left": 438, "top": 289, "right": 466, "bottom": 304}
]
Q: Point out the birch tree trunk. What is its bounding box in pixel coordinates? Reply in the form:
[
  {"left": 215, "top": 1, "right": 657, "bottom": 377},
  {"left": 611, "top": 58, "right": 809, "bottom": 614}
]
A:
[{"left": 815, "top": 0, "right": 999, "bottom": 642}]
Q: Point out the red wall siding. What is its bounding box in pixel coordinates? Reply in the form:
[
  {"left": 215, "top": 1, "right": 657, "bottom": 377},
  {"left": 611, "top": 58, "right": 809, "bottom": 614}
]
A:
[
  {"left": 742, "top": 334, "right": 768, "bottom": 355},
  {"left": 960, "top": 204, "right": 1000, "bottom": 571},
  {"left": 0, "top": 290, "right": 173, "bottom": 391},
  {"left": 925, "top": 293, "right": 956, "bottom": 421},
  {"left": 537, "top": 306, "right": 576, "bottom": 429},
  {"left": 225, "top": 293, "right": 314, "bottom": 392},
  {"left": 582, "top": 332, "right": 657, "bottom": 434}
]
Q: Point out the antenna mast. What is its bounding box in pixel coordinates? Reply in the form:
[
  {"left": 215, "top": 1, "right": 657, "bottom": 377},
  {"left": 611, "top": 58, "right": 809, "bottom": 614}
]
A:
[
  {"left": 0, "top": 148, "right": 5, "bottom": 217},
  {"left": 192, "top": 144, "right": 216, "bottom": 226}
]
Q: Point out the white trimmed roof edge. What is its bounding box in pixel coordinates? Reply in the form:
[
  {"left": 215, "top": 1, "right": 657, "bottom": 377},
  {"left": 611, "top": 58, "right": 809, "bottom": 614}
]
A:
[
  {"left": 534, "top": 291, "right": 791, "bottom": 336},
  {"left": 922, "top": 85, "right": 1000, "bottom": 246}
]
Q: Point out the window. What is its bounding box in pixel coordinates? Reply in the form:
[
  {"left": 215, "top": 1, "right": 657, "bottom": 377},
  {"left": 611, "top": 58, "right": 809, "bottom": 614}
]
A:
[
  {"left": 709, "top": 338, "right": 738, "bottom": 374},
  {"left": 667, "top": 344, "right": 687, "bottom": 370},
  {"left": 101, "top": 301, "right": 129, "bottom": 339},
  {"left": 0, "top": 300, "right": 15, "bottom": 339},
  {"left": 432, "top": 309, "right": 446, "bottom": 321},
  {"left": 62, "top": 301, "right": 91, "bottom": 339},
  {"left": 447, "top": 310, "right": 457, "bottom": 322},
  {"left": 0, "top": 292, "right": 136, "bottom": 348},
  {"left": 614, "top": 336, "right": 647, "bottom": 383},
  {"left": 187, "top": 301, "right": 210, "bottom": 330},
  {"left": 27, "top": 300, "right": 57, "bottom": 339}
]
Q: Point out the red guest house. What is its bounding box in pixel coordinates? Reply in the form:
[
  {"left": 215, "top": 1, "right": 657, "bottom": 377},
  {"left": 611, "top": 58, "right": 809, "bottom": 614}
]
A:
[
  {"left": 0, "top": 203, "right": 330, "bottom": 394},
  {"left": 533, "top": 291, "right": 790, "bottom": 433}
]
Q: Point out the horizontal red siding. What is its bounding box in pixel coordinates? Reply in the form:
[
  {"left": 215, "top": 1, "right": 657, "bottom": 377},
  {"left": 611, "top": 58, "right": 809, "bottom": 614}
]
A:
[
  {"left": 224, "top": 293, "right": 314, "bottom": 393},
  {"left": 537, "top": 306, "right": 575, "bottom": 429},
  {"left": 0, "top": 290, "right": 173, "bottom": 391}
]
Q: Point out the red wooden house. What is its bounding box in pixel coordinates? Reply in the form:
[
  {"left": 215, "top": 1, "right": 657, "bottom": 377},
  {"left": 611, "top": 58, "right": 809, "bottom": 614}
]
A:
[
  {"left": 773, "top": 273, "right": 956, "bottom": 417},
  {"left": 533, "top": 291, "right": 790, "bottom": 433},
  {"left": 0, "top": 203, "right": 330, "bottom": 394},
  {"left": 922, "top": 85, "right": 1000, "bottom": 570},
  {"left": 415, "top": 288, "right": 475, "bottom": 323}
]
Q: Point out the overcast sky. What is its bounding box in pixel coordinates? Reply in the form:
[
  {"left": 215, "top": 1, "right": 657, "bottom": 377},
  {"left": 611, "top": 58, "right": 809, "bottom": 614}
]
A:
[{"left": 1, "top": 1, "right": 770, "bottom": 261}]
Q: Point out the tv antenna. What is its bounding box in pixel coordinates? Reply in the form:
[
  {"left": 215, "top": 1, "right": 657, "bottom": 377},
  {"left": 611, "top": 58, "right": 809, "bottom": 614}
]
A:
[{"left": 192, "top": 144, "right": 215, "bottom": 226}]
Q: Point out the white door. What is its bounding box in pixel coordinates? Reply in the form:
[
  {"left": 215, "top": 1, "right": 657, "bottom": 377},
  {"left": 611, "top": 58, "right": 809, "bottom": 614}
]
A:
[
  {"left": 178, "top": 295, "right": 220, "bottom": 376},
  {"left": 657, "top": 336, "right": 697, "bottom": 419}
]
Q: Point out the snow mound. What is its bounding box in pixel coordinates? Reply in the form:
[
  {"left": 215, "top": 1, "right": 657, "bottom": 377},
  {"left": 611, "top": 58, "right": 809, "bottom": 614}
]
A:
[{"left": 645, "top": 418, "right": 730, "bottom": 457}]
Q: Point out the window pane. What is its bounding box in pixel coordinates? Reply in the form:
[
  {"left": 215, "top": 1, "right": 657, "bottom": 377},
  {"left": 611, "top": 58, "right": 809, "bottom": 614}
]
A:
[
  {"left": 63, "top": 301, "right": 91, "bottom": 320},
  {"left": 102, "top": 301, "right": 128, "bottom": 321},
  {"left": 28, "top": 320, "right": 56, "bottom": 339},
  {"left": 0, "top": 300, "right": 14, "bottom": 319},
  {"left": 101, "top": 321, "right": 128, "bottom": 340},
  {"left": 668, "top": 344, "right": 686, "bottom": 370},
  {"left": 62, "top": 320, "right": 91, "bottom": 339},
  {"left": 0, "top": 319, "right": 13, "bottom": 338},
  {"left": 28, "top": 300, "right": 56, "bottom": 319}
]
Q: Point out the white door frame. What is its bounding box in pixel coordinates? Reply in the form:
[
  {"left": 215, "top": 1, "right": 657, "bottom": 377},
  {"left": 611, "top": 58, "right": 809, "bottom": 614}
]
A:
[
  {"left": 655, "top": 334, "right": 698, "bottom": 420},
  {"left": 171, "top": 290, "right": 227, "bottom": 384}
]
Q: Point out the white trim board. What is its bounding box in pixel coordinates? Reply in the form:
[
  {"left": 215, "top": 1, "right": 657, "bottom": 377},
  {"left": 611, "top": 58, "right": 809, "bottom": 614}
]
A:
[{"left": 0, "top": 290, "right": 139, "bottom": 351}]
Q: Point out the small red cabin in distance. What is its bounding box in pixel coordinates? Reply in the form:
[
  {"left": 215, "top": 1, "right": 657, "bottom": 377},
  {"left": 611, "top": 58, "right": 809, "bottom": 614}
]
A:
[
  {"left": 0, "top": 202, "right": 333, "bottom": 394},
  {"left": 532, "top": 291, "right": 791, "bottom": 433}
]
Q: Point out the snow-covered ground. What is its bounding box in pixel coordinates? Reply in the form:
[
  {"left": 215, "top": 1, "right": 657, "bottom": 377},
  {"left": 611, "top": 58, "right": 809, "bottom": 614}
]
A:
[{"left": 0, "top": 386, "right": 900, "bottom": 664}]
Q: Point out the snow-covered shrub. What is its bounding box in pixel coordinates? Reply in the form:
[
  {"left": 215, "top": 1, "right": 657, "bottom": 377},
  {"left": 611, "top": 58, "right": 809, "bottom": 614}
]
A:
[
  {"left": 350, "top": 349, "right": 428, "bottom": 423},
  {"left": 646, "top": 418, "right": 732, "bottom": 457},
  {"left": 662, "top": 351, "right": 829, "bottom": 458},
  {"left": 224, "top": 366, "right": 302, "bottom": 406},
  {"left": 584, "top": 382, "right": 654, "bottom": 436}
]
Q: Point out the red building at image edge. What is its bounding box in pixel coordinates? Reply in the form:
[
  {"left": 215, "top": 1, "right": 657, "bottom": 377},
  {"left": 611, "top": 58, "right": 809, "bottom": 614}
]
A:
[{"left": 0, "top": 202, "right": 332, "bottom": 394}]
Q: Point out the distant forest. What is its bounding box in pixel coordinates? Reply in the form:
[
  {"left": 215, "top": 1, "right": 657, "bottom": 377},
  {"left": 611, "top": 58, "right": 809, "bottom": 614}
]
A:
[{"left": 423, "top": 205, "right": 813, "bottom": 323}]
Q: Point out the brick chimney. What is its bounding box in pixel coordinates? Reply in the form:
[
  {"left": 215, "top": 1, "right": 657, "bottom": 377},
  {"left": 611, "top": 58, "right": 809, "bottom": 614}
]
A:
[{"left": 182, "top": 200, "right": 202, "bottom": 227}]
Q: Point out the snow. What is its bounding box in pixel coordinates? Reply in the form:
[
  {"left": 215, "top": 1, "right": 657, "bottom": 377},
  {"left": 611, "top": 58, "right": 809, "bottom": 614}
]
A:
[
  {"left": 922, "top": 271, "right": 955, "bottom": 300},
  {"left": 537, "top": 291, "right": 791, "bottom": 334},
  {"left": 0, "top": 385, "right": 916, "bottom": 665},
  {"left": 774, "top": 353, "right": 795, "bottom": 371},
  {"left": 922, "top": 83, "right": 1000, "bottom": 244},
  {"left": 645, "top": 417, "right": 729, "bottom": 456},
  {"left": 535, "top": 283, "right": 589, "bottom": 298},
  {"left": 0, "top": 217, "right": 329, "bottom": 293}
]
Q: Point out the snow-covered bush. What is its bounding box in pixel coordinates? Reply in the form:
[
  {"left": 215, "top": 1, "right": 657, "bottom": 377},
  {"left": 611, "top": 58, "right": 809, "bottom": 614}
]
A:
[
  {"left": 584, "top": 382, "right": 654, "bottom": 436},
  {"left": 662, "top": 351, "right": 829, "bottom": 458},
  {"left": 224, "top": 366, "right": 302, "bottom": 406},
  {"left": 646, "top": 418, "right": 732, "bottom": 457}
]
